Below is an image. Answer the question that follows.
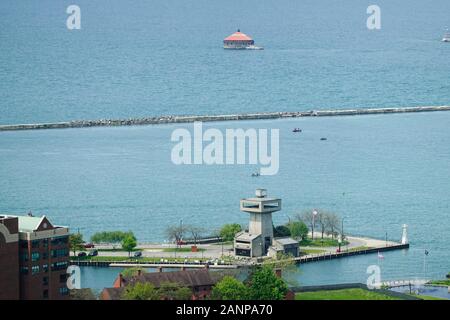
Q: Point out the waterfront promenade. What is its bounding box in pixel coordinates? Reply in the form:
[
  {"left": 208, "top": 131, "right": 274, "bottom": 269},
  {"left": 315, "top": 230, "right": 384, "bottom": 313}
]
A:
[
  {"left": 70, "top": 234, "right": 408, "bottom": 269},
  {"left": 1, "top": 105, "right": 450, "bottom": 132}
]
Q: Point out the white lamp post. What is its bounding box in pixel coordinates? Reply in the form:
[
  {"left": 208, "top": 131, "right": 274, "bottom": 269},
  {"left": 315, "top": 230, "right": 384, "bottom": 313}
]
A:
[{"left": 312, "top": 209, "right": 318, "bottom": 240}]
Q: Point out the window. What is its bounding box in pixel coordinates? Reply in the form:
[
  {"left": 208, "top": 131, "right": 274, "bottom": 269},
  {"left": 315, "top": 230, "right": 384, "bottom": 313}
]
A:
[
  {"left": 60, "top": 274, "right": 67, "bottom": 283},
  {"left": 42, "top": 252, "right": 48, "bottom": 260},
  {"left": 43, "top": 290, "right": 48, "bottom": 299},
  {"left": 59, "top": 287, "right": 69, "bottom": 296},
  {"left": 43, "top": 276, "right": 49, "bottom": 286},
  {"left": 32, "top": 265, "right": 40, "bottom": 275},
  {"left": 51, "top": 236, "right": 68, "bottom": 246},
  {"left": 20, "top": 252, "right": 29, "bottom": 262},
  {"left": 51, "top": 248, "right": 68, "bottom": 258},
  {"left": 31, "top": 240, "right": 40, "bottom": 248},
  {"left": 42, "top": 264, "right": 49, "bottom": 273},
  {"left": 31, "top": 252, "right": 40, "bottom": 262},
  {"left": 42, "top": 239, "right": 48, "bottom": 248},
  {"left": 51, "top": 261, "right": 68, "bottom": 271},
  {"left": 20, "top": 241, "right": 28, "bottom": 249},
  {"left": 20, "top": 266, "right": 29, "bottom": 275}
]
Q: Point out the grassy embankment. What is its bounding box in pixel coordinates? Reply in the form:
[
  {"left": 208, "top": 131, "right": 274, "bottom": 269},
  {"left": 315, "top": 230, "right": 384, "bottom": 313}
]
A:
[{"left": 295, "top": 288, "right": 399, "bottom": 300}]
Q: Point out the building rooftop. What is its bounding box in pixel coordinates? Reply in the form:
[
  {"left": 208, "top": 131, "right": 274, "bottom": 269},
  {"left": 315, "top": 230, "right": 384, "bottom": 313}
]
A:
[
  {"left": 224, "top": 30, "right": 253, "bottom": 42},
  {"left": 120, "top": 269, "right": 217, "bottom": 289},
  {"left": 235, "top": 231, "right": 261, "bottom": 241},
  {"left": 0, "top": 214, "right": 66, "bottom": 232},
  {"left": 273, "top": 237, "right": 299, "bottom": 246}
]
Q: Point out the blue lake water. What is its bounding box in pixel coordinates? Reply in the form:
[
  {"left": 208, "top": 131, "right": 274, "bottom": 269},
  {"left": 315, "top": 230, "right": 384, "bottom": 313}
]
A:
[
  {"left": 0, "top": 0, "right": 449, "bottom": 289},
  {"left": 1, "top": 112, "right": 449, "bottom": 286},
  {"left": 1, "top": 0, "right": 450, "bottom": 124}
]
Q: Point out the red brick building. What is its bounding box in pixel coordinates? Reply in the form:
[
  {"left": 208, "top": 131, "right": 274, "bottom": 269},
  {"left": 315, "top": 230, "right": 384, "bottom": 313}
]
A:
[
  {"left": 0, "top": 216, "right": 20, "bottom": 300},
  {"left": 100, "top": 268, "right": 218, "bottom": 300},
  {"left": 0, "top": 214, "right": 70, "bottom": 300}
]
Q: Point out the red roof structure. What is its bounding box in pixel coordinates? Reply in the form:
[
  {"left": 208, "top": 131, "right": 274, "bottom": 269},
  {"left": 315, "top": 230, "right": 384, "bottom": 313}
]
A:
[{"left": 224, "top": 29, "right": 253, "bottom": 42}]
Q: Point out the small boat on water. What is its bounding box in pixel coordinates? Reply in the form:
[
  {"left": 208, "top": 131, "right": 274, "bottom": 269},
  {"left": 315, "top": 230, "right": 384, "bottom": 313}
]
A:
[
  {"left": 251, "top": 171, "right": 260, "bottom": 177},
  {"left": 442, "top": 29, "right": 450, "bottom": 42},
  {"left": 292, "top": 128, "right": 302, "bottom": 133},
  {"left": 320, "top": 137, "right": 327, "bottom": 141},
  {"left": 377, "top": 251, "right": 384, "bottom": 259}
]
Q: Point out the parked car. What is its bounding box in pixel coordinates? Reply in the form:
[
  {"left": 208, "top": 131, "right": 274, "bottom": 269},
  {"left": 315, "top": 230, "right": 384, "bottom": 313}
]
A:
[
  {"left": 83, "top": 243, "right": 95, "bottom": 249},
  {"left": 88, "top": 250, "right": 98, "bottom": 257},
  {"left": 77, "top": 252, "right": 87, "bottom": 257},
  {"left": 133, "top": 251, "right": 142, "bottom": 258}
]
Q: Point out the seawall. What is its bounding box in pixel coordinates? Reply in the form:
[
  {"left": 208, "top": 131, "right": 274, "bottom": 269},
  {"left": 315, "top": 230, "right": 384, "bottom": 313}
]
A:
[{"left": 1, "top": 105, "right": 450, "bottom": 132}]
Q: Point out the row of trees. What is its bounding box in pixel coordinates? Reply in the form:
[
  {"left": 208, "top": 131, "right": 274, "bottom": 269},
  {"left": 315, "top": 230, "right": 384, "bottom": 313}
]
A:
[
  {"left": 70, "top": 231, "right": 138, "bottom": 257},
  {"left": 296, "top": 210, "right": 342, "bottom": 240},
  {"left": 165, "top": 223, "right": 243, "bottom": 245}
]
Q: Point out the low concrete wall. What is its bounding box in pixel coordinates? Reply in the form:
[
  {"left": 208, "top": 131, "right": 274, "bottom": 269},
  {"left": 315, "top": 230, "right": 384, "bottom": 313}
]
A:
[{"left": 1, "top": 105, "right": 450, "bottom": 132}]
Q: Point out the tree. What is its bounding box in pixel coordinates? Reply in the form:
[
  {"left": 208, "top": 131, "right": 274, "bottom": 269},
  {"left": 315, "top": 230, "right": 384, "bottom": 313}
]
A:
[
  {"left": 325, "top": 212, "right": 341, "bottom": 239},
  {"left": 296, "top": 210, "right": 317, "bottom": 240},
  {"left": 248, "top": 265, "right": 288, "bottom": 300},
  {"left": 158, "top": 282, "right": 192, "bottom": 300},
  {"left": 69, "top": 233, "right": 84, "bottom": 256},
  {"left": 316, "top": 211, "right": 327, "bottom": 239},
  {"left": 122, "top": 234, "right": 137, "bottom": 257},
  {"left": 273, "top": 225, "right": 291, "bottom": 237},
  {"left": 219, "top": 224, "right": 242, "bottom": 242},
  {"left": 287, "top": 221, "right": 308, "bottom": 240},
  {"left": 122, "top": 282, "right": 159, "bottom": 300},
  {"left": 90, "top": 231, "right": 135, "bottom": 249},
  {"left": 186, "top": 225, "right": 205, "bottom": 245},
  {"left": 212, "top": 276, "right": 249, "bottom": 300},
  {"left": 121, "top": 267, "right": 147, "bottom": 278},
  {"left": 165, "top": 225, "right": 185, "bottom": 247}
]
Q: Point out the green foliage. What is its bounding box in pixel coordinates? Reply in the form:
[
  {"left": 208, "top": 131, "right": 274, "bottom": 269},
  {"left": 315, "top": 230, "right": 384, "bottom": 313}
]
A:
[
  {"left": 299, "top": 238, "right": 348, "bottom": 247},
  {"left": 158, "top": 282, "right": 192, "bottom": 300},
  {"left": 212, "top": 276, "right": 249, "bottom": 300},
  {"left": 122, "top": 234, "right": 137, "bottom": 256},
  {"left": 121, "top": 267, "right": 147, "bottom": 278},
  {"left": 122, "top": 281, "right": 192, "bottom": 300},
  {"left": 287, "top": 221, "right": 308, "bottom": 240},
  {"left": 428, "top": 279, "right": 450, "bottom": 286},
  {"left": 273, "top": 225, "right": 291, "bottom": 237},
  {"left": 69, "top": 233, "right": 84, "bottom": 255},
  {"left": 219, "top": 224, "right": 242, "bottom": 242},
  {"left": 122, "top": 282, "right": 159, "bottom": 300},
  {"left": 90, "top": 231, "right": 134, "bottom": 244},
  {"left": 248, "top": 265, "right": 288, "bottom": 300},
  {"left": 295, "top": 288, "right": 399, "bottom": 300}
]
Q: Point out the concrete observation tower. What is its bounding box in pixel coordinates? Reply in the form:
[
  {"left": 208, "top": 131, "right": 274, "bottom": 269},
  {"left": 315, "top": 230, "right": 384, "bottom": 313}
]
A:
[{"left": 235, "top": 189, "right": 300, "bottom": 258}]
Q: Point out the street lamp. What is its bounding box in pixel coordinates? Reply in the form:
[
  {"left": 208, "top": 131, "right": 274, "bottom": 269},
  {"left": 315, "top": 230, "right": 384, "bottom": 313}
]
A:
[{"left": 312, "top": 209, "right": 318, "bottom": 240}]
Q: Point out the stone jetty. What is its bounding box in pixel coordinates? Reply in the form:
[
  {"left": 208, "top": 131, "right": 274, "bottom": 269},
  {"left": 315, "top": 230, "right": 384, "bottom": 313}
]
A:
[{"left": 1, "top": 105, "right": 450, "bottom": 132}]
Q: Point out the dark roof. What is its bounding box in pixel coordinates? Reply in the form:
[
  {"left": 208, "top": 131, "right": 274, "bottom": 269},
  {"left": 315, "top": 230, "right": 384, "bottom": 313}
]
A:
[{"left": 122, "top": 269, "right": 216, "bottom": 288}]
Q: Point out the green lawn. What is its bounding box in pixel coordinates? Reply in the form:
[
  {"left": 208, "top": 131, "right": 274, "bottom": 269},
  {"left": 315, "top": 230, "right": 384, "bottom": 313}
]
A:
[
  {"left": 301, "top": 248, "right": 326, "bottom": 255},
  {"left": 295, "top": 288, "right": 400, "bottom": 300},
  {"left": 299, "top": 238, "right": 349, "bottom": 247},
  {"left": 428, "top": 279, "right": 450, "bottom": 286},
  {"left": 410, "top": 294, "right": 448, "bottom": 300}
]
